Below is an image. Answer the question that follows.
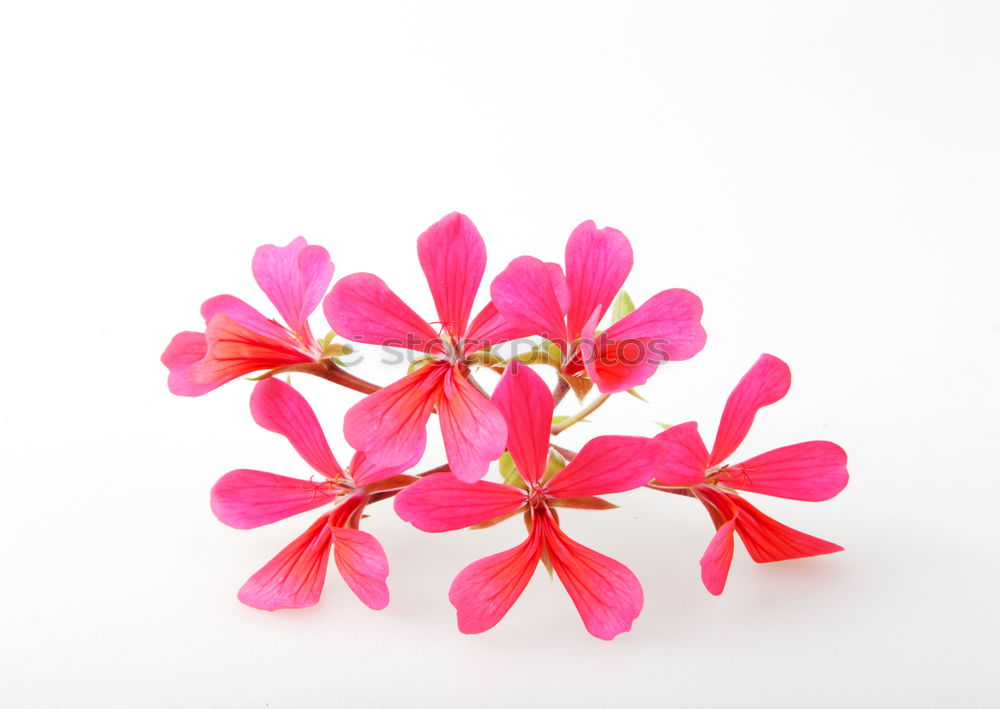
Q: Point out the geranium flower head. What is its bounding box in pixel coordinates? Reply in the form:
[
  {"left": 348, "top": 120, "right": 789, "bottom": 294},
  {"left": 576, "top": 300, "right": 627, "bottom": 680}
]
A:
[
  {"left": 394, "top": 361, "right": 670, "bottom": 639},
  {"left": 490, "top": 221, "right": 707, "bottom": 395},
  {"left": 162, "top": 237, "right": 334, "bottom": 396},
  {"left": 324, "top": 212, "right": 524, "bottom": 482},
  {"left": 210, "top": 378, "right": 416, "bottom": 611},
  {"left": 652, "top": 354, "right": 849, "bottom": 595}
]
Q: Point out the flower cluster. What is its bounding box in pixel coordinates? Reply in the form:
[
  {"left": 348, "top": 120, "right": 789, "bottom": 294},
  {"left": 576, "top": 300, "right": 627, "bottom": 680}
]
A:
[{"left": 162, "top": 212, "right": 849, "bottom": 640}]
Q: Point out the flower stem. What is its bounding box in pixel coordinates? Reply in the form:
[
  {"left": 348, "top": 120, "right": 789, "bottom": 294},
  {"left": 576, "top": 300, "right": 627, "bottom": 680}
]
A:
[
  {"left": 551, "top": 394, "right": 610, "bottom": 435},
  {"left": 551, "top": 377, "right": 570, "bottom": 407},
  {"left": 270, "top": 359, "right": 381, "bottom": 394}
]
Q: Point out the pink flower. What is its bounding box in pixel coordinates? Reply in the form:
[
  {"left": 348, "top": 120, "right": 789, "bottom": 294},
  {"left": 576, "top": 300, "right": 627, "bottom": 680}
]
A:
[
  {"left": 394, "top": 361, "right": 668, "bottom": 639},
  {"left": 323, "top": 212, "right": 524, "bottom": 483},
  {"left": 652, "top": 354, "right": 849, "bottom": 595},
  {"left": 211, "top": 378, "right": 416, "bottom": 611},
  {"left": 161, "top": 237, "right": 334, "bottom": 396},
  {"left": 490, "top": 221, "right": 707, "bottom": 394}
]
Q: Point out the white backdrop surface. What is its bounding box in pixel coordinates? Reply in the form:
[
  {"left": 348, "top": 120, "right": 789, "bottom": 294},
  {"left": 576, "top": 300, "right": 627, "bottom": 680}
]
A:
[{"left": 2, "top": 2, "right": 998, "bottom": 707}]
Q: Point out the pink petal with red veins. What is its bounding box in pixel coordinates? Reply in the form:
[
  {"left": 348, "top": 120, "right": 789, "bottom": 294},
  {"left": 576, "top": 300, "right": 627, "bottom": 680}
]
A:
[
  {"left": 730, "top": 495, "right": 844, "bottom": 562},
  {"left": 721, "top": 441, "right": 849, "bottom": 502},
  {"left": 200, "top": 294, "right": 292, "bottom": 343},
  {"left": 394, "top": 473, "right": 526, "bottom": 532},
  {"left": 238, "top": 515, "right": 334, "bottom": 611},
  {"left": 417, "top": 212, "right": 486, "bottom": 338},
  {"left": 545, "top": 435, "right": 665, "bottom": 498},
  {"left": 539, "top": 516, "right": 643, "bottom": 640},
  {"left": 652, "top": 422, "right": 710, "bottom": 487},
  {"left": 252, "top": 237, "right": 334, "bottom": 338},
  {"left": 343, "top": 363, "right": 445, "bottom": 468},
  {"left": 250, "top": 378, "right": 342, "bottom": 478},
  {"left": 490, "top": 256, "right": 570, "bottom": 347},
  {"left": 330, "top": 527, "right": 390, "bottom": 610},
  {"left": 601, "top": 288, "right": 707, "bottom": 361},
  {"left": 491, "top": 361, "right": 553, "bottom": 485},
  {"left": 211, "top": 469, "right": 342, "bottom": 529},
  {"left": 449, "top": 528, "right": 543, "bottom": 634},
  {"left": 564, "top": 221, "right": 633, "bottom": 340},
  {"left": 462, "top": 301, "right": 527, "bottom": 355},
  {"left": 348, "top": 450, "right": 422, "bottom": 488},
  {"left": 189, "top": 314, "right": 314, "bottom": 386},
  {"left": 437, "top": 365, "right": 507, "bottom": 483},
  {"left": 710, "top": 354, "right": 792, "bottom": 466},
  {"left": 161, "top": 331, "right": 216, "bottom": 396},
  {"left": 700, "top": 518, "right": 737, "bottom": 595},
  {"left": 323, "top": 273, "right": 438, "bottom": 352}
]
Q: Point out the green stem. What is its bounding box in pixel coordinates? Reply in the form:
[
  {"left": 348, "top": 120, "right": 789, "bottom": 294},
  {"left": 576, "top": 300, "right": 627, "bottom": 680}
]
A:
[{"left": 551, "top": 394, "right": 610, "bottom": 435}]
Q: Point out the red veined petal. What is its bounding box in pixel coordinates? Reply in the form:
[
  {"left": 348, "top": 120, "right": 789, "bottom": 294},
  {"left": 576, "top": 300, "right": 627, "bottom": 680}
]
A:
[
  {"left": 250, "top": 378, "right": 342, "bottom": 478},
  {"left": 490, "top": 256, "right": 570, "bottom": 348},
  {"left": 323, "top": 273, "right": 438, "bottom": 352},
  {"left": 730, "top": 495, "right": 844, "bottom": 562},
  {"left": 348, "top": 450, "right": 422, "bottom": 488},
  {"left": 394, "top": 473, "right": 526, "bottom": 532},
  {"left": 462, "top": 301, "right": 529, "bottom": 355},
  {"left": 210, "top": 469, "right": 342, "bottom": 529},
  {"left": 652, "top": 422, "right": 710, "bottom": 487},
  {"left": 189, "top": 313, "right": 313, "bottom": 385},
  {"left": 330, "top": 527, "right": 390, "bottom": 610},
  {"left": 417, "top": 212, "right": 486, "bottom": 339},
  {"left": 448, "top": 527, "right": 543, "bottom": 634},
  {"left": 237, "top": 515, "right": 334, "bottom": 611},
  {"left": 490, "top": 360, "right": 553, "bottom": 485},
  {"left": 700, "top": 518, "right": 737, "bottom": 596},
  {"left": 437, "top": 365, "right": 507, "bottom": 483},
  {"left": 564, "top": 221, "right": 633, "bottom": 340},
  {"left": 252, "top": 236, "right": 334, "bottom": 338},
  {"left": 710, "top": 354, "right": 792, "bottom": 466},
  {"left": 600, "top": 288, "right": 707, "bottom": 361},
  {"left": 720, "top": 441, "right": 849, "bottom": 501},
  {"left": 200, "top": 294, "right": 292, "bottom": 343},
  {"left": 161, "top": 331, "right": 215, "bottom": 396},
  {"left": 544, "top": 435, "right": 665, "bottom": 498}
]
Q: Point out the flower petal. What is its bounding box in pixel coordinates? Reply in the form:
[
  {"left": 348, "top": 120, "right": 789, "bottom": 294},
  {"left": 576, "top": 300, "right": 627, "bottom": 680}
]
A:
[
  {"left": 700, "top": 518, "right": 737, "bottom": 596},
  {"left": 417, "top": 212, "right": 486, "bottom": 338},
  {"left": 544, "top": 435, "right": 664, "bottom": 498},
  {"left": 252, "top": 237, "right": 334, "bottom": 337},
  {"left": 161, "top": 331, "right": 216, "bottom": 396},
  {"left": 540, "top": 516, "right": 643, "bottom": 640},
  {"left": 438, "top": 366, "right": 508, "bottom": 483},
  {"left": 490, "top": 256, "right": 570, "bottom": 347},
  {"left": 348, "top": 450, "right": 422, "bottom": 488},
  {"left": 730, "top": 495, "right": 844, "bottom": 562},
  {"left": 250, "top": 378, "right": 342, "bottom": 478},
  {"left": 189, "top": 313, "right": 314, "bottom": 386},
  {"left": 710, "top": 354, "right": 792, "bottom": 466},
  {"left": 237, "top": 515, "right": 333, "bottom": 611},
  {"left": 200, "top": 295, "right": 292, "bottom": 343},
  {"left": 490, "top": 360, "right": 553, "bottom": 485},
  {"left": 652, "top": 422, "right": 710, "bottom": 487},
  {"left": 343, "top": 363, "right": 445, "bottom": 468},
  {"left": 394, "top": 473, "right": 526, "bottom": 532},
  {"left": 564, "top": 221, "right": 633, "bottom": 340},
  {"left": 720, "top": 441, "right": 849, "bottom": 501},
  {"left": 462, "top": 301, "right": 527, "bottom": 355},
  {"left": 449, "top": 529, "right": 542, "bottom": 634},
  {"left": 323, "top": 273, "right": 438, "bottom": 352},
  {"left": 330, "top": 527, "right": 390, "bottom": 610},
  {"left": 600, "top": 288, "right": 707, "bottom": 361},
  {"left": 211, "top": 469, "right": 342, "bottom": 529}
]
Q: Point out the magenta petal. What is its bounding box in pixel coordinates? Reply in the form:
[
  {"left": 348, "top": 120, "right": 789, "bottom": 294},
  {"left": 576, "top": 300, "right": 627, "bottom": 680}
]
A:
[
  {"left": 348, "top": 450, "right": 422, "bottom": 488},
  {"left": 490, "top": 256, "right": 570, "bottom": 346},
  {"left": 541, "top": 516, "right": 643, "bottom": 640},
  {"left": 394, "top": 473, "right": 526, "bottom": 532},
  {"left": 721, "top": 441, "right": 849, "bottom": 502},
  {"left": 731, "top": 496, "right": 844, "bottom": 562},
  {"left": 710, "top": 354, "right": 792, "bottom": 466},
  {"left": 323, "top": 273, "right": 438, "bottom": 352},
  {"left": 652, "top": 422, "right": 710, "bottom": 487},
  {"left": 238, "top": 515, "right": 334, "bottom": 611},
  {"left": 601, "top": 288, "right": 707, "bottom": 361},
  {"left": 211, "top": 469, "right": 342, "bottom": 529},
  {"left": 250, "top": 378, "right": 342, "bottom": 479},
  {"left": 491, "top": 361, "right": 553, "bottom": 485},
  {"left": 189, "top": 313, "right": 314, "bottom": 386},
  {"left": 462, "top": 301, "right": 527, "bottom": 355},
  {"left": 545, "top": 435, "right": 665, "bottom": 498},
  {"left": 417, "top": 212, "right": 486, "bottom": 338},
  {"left": 343, "top": 364, "right": 445, "bottom": 468},
  {"left": 162, "top": 331, "right": 217, "bottom": 396},
  {"left": 330, "top": 527, "right": 390, "bottom": 610},
  {"left": 252, "top": 237, "right": 334, "bottom": 337},
  {"left": 437, "top": 366, "right": 507, "bottom": 483},
  {"left": 564, "top": 221, "right": 633, "bottom": 340},
  {"left": 200, "top": 294, "right": 292, "bottom": 343},
  {"left": 700, "top": 518, "right": 737, "bottom": 596},
  {"left": 449, "top": 529, "right": 542, "bottom": 634}
]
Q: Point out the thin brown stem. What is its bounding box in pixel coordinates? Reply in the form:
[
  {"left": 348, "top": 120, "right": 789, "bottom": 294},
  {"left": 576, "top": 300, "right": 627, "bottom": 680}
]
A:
[
  {"left": 551, "top": 393, "right": 610, "bottom": 435},
  {"left": 645, "top": 482, "right": 695, "bottom": 497},
  {"left": 269, "top": 359, "right": 381, "bottom": 394},
  {"left": 551, "top": 377, "right": 570, "bottom": 408}
]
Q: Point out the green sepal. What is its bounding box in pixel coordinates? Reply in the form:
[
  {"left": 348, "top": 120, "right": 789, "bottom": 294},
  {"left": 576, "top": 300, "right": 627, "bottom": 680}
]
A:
[{"left": 611, "top": 290, "right": 635, "bottom": 322}]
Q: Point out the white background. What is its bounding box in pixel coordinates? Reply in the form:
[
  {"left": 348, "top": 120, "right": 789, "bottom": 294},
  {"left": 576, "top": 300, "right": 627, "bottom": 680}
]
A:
[{"left": 2, "top": 2, "right": 998, "bottom": 707}]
